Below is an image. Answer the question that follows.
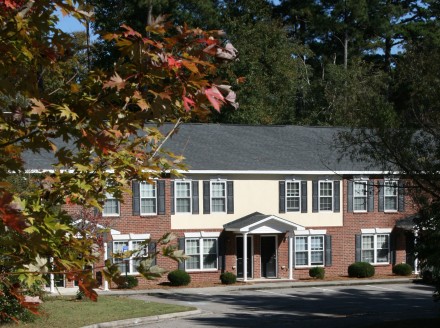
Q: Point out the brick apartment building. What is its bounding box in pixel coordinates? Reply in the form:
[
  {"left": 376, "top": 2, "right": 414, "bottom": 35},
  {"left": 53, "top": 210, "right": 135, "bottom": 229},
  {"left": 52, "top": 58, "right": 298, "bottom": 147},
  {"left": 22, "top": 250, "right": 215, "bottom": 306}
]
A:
[{"left": 34, "top": 124, "right": 418, "bottom": 288}]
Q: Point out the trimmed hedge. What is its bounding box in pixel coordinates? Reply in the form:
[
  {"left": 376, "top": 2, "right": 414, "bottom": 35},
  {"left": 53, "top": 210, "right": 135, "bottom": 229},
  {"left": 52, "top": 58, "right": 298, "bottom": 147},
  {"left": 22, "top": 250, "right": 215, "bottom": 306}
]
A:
[
  {"left": 393, "top": 263, "right": 413, "bottom": 276},
  {"left": 309, "top": 267, "right": 325, "bottom": 279},
  {"left": 348, "top": 262, "right": 375, "bottom": 278},
  {"left": 116, "top": 275, "right": 139, "bottom": 289},
  {"left": 167, "top": 269, "right": 191, "bottom": 286},
  {"left": 220, "top": 272, "right": 237, "bottom": 285}
]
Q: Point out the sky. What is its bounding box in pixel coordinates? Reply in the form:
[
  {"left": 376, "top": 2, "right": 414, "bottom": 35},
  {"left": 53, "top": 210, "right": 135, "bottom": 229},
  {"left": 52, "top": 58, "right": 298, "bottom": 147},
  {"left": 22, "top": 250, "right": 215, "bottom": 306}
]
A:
[{"left": 56, "top": 11, "right": 86, "bottom": 34}]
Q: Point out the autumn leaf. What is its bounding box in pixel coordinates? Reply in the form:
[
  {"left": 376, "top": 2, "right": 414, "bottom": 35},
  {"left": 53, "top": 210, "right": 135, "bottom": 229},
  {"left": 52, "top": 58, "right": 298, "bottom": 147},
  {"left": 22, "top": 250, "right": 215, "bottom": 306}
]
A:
[
  {"left": 167, "top": 56, "right": 182, "bottom": 69},
  {"left": 183, "top": 96, "right": 195, "bottom": 112},
  {"left": 103, "top": 72, "right": 126, "bottom": 91},
  {"left": 204, "top": 86, "right": 225, "bottom": 112},
  {"left": 30, "top": 98, "right": 47, "bottom": 115},
  {"left": 182, "top": 60, "right": 199, "bottom": 73}
]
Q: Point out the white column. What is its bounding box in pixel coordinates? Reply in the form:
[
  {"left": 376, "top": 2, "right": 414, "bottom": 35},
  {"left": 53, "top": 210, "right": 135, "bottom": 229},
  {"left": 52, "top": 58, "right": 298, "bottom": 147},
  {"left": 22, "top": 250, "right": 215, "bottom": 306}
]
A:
[
  {"left": 243, "top": 233, "right": 248, "bottom": 282},
  {"left": 413, "top": 230, "right": 419, "bottom": 274},
  {"left": 288, "top": 232, "right": 294, "bottom": 280},
  {"left": 103, "top": 242, "right": 109, "bottom": 291},
  {"left": 49, "top": 257, "right": 55, "bottom": 293}
]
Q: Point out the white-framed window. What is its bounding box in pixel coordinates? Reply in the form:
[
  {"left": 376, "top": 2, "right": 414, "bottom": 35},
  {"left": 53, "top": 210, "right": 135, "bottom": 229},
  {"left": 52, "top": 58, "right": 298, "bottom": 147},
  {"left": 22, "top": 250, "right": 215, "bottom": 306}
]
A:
[
  {"left": 384, "top": 180, "right": 398, "bottom": 211},
  {"left": 319, "top": 181, "right": 333, "bottom": 211},
  {"left": 295, "top": 235, "right": 324, "bottom": 267},
  {"left": 103, "top": 192, "right": 120, "bottom": 216},
  {"left": 113, "top": 239, "right": 148, "bottom": 274},
  {"left": 353, "top": 180, "right": 367, "bottom": 212},
  {"left": 361, "top": 234, "right": 389, "bottom": 264},
  {"left": 175, "top": 181, "right": 191, "bottom": 213},
  {"left": 286, "top": 181, "right": 300, "bottom": 212},
  {"left": 211, "top": 181, "right": 226, "bottom": 213},
  {"left": 185, "top": 238, "right": 218, "bottom": 271},
  {"left": 140, "top": 182, "right": 157, "bottom": 215}
]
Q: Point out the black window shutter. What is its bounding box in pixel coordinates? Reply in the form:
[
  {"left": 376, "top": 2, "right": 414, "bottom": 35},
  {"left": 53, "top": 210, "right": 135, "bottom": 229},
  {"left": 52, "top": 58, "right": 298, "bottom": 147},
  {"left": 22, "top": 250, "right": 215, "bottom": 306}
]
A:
[
  {"left": 347, "top": 180, "right": 353, "bottom": 212},
  {"left": 203, "top": 181, "right": 210, "bottom": 214},
  {"left": 94, "top": 207, "right": 99, "bottom": 217},
  {"left": 301, "top": 181, "right": 307, "bottom": 213},
  {"left": 355, "top": 234, "right": 361, "bottom": 262},
  {"left": 292, "top": 236, "right": 296, "bottom": 267},
  {"left": 178, "top": 238, "right": 185, "bottom": 270},
  {"left": 218, "top": 235, "right": 225, "bottom": 272},
  {"left": 390, "top": 233, "right": 396, "bottom": 265},
  {"left": 398, "top": 180, "right": 405, "bottom": 212},
  {"left": 367, "top": 181, "right": 374, "bottom": 212},
  {"left": 279, "top": 181, "right": 286, "bottom": 213},
  {"left": 157, "top": 180, "right": 165, "bottom": 215},
  {"left": 378, "top": 180, "right": 384, "bottom": 212},
  {"left": 132, "top": 181, "right": 140, "bottom": 215},
  {"left": 149, "top": 242, "right": 157, "bottom": 266},
  {"left": 312, "top": 180, "right": 318, "bottom": 212},
  {"left": 227, "top": 181, "right": 234, "bottom": 214},
  {"left": 107, "top": 241, "right": 113, "bottom": 263},
  {"left": 170, "top": 181, "right": 175, "bottom": 215},
  {"left": 325, "top": 235, "right": 332, "bottom": 266},
  {"left": 334, "top": 181, "right": 340, "bottom": 212},
  {"left": 192, "top": 181, "right": 199, "bottom": 214}
]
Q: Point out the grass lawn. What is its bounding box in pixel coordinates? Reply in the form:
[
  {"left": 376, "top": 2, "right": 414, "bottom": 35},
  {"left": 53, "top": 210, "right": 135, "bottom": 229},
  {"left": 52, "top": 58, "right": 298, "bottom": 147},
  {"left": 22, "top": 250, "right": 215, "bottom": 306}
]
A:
[{"left": 12, "top": 296, "right": 195, "bottom": 328}]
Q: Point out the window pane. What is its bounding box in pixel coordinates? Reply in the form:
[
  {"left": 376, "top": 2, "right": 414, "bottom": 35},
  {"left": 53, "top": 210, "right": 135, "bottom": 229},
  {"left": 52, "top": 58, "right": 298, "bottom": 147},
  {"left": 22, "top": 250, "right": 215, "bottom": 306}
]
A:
[
  {"left": 385, "top": 197, "right": 397, "bottom": 210},
  {"left": 362, "top": 236, "right": 374, "bottom": 249},
  {"left": 320, "top": 182, "right": 332, "bottom": 196},
  {"left": 186, "top": 239, "right": 199, "bottom": 255},
  {"left": 311, "top": 251, "right": 324, "bottom": 265},
  {"left": 320, "top": 197, "right": 332, "bottom": 211},
  {"left": 295, "top": 252, "right": 308, "bottom": 266},
  {"left": 295, "top": 237, "right": 307, "bottom": 251},
  {"left": 286, "top": 182, "right": 300, "bottom": 197},
  {"left": 103, "top": 199, "right": 119, "bottom": 215},
  {"left": 311, "top": 236, "right": 323, "bottom": 250},
  {"left": 186, "top": 255, "right": 200, "bottom": 270},
  {"left": 212, "top": 198, "right": 226, "bottom": 212},
  {"left": 114, "top": 259, "right": 127, "bottom": 274},
  {"left": 140, "top": 183, "right": 156, "bottom": 197},
  {"left": 176, "top": 182, "right": 191, "bottom": 197},
  {"left": 211, "top": 182, "right": 225, "bottom": 197},
  {"left": 176, "top": 198, "right": 191, "bottom": 212},
  {"left": 362, "top": 250, "right": 374, "bottom": 263},
  {"left": 287, "top": 198, "right": 300, "bottom": 211},
  {"left": 113, "top": 241, "right": 128, "bottom": 253},
  {"left": 203, "top": 254, "right": 217, "bottom": 269},
  {"left": 141, "top": 198, "right": 156, "bottom": 214},
  {"left": 203, "top": 239, "right": 217, "bottom": 254}
]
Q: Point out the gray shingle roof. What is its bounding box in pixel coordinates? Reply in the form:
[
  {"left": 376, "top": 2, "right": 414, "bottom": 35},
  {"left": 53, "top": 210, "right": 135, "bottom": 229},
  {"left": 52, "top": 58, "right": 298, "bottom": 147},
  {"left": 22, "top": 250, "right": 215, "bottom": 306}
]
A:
[
  {"left": 22, "top": 124, "right": 375, "bottom": 172},
  {"left": 164, "top": 124, "right": 372, "bottom": 172}
]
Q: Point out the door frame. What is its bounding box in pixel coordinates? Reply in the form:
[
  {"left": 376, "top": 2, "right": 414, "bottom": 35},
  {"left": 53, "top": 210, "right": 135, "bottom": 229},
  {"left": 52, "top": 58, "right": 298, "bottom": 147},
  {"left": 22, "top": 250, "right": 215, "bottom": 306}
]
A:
[
  {"left": 236, "top": 235, "right": 253, "bottom": 279},
  {"left": 260, "top": 235, "right": 278, "bottom": 278}
]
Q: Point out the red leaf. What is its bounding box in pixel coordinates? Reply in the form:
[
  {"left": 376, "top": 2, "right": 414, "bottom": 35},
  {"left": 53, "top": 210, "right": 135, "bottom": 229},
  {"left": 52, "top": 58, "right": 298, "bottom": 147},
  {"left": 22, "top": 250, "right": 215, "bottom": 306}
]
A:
[
  {"left": 0, "top": 193, "right": 26, "bottom": 232},
  {"left": 205, "top": 86, "right": 225, "bottom": 112},
  {"left": 167, "top": 56, "right": 182, "bottom": 69},
  {"left": 183, "top": 96, "right": 195, "bottom": 112}
]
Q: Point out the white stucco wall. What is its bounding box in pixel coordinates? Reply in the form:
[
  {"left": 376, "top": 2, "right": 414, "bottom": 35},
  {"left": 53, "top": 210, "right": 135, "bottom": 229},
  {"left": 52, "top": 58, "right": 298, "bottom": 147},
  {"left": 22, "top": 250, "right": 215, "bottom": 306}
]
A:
[{"left": 171, "top": 174, "right": 343, "bottom": 230}]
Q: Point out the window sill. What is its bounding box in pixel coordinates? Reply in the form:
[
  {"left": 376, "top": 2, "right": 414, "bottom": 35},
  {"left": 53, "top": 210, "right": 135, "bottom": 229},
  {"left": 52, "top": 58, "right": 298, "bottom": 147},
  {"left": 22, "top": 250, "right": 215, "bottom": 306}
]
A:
[
  {"left": 384, "top": 210, "right": 398, "bottom": 213},
  {"left": 185, "top": 269, "right": 219, "bottom": 273},
  {"left": 353, "top": 210, "right": 368, "bottom": 213},
  {"left": 102, "top": 214, "right": 120, "bottom": 217},
  {"left": 294, "top": 265, "right": 324, "bottom": 269},
  {"left": 140, "top": 213, "right": 158, "bottom": 216}
]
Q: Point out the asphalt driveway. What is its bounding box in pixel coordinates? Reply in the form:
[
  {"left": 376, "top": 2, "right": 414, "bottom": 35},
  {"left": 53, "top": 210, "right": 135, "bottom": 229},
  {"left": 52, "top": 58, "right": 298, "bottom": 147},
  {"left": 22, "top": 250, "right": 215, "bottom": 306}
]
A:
[{"left": 130, "top": 283, "right": 439, "bottom": 328}]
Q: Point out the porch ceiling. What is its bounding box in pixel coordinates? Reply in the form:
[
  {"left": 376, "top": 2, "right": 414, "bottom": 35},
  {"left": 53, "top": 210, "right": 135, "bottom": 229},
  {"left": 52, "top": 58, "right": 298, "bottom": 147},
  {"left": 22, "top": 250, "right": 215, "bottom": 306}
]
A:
[{"left": 223, "top": 212, "right": 305, "bottom": 234}]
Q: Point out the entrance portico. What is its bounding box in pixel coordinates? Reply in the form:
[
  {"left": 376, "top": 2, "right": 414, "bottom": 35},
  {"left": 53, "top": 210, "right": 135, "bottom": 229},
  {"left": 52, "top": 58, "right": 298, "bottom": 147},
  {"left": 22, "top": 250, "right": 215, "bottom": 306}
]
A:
[{"left": 224, "top": 212, "right": 305, "bottom": 281}]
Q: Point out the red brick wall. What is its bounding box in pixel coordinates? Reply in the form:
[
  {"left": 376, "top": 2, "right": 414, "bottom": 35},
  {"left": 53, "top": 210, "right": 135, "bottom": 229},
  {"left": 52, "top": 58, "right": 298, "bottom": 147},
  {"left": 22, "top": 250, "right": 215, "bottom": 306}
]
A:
[{"left": 63, "top": 177, "right": 418, "bottom": 287}]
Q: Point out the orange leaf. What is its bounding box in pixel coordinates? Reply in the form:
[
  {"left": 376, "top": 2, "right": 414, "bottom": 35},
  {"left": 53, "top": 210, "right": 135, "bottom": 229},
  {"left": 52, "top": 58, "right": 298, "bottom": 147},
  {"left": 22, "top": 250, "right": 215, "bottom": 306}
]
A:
[
  {"left": 30, "top": 98, "right": 47, "bottom": 115},
  {"left": 103, "top": 73, "right": 126, "bottom": 91}
]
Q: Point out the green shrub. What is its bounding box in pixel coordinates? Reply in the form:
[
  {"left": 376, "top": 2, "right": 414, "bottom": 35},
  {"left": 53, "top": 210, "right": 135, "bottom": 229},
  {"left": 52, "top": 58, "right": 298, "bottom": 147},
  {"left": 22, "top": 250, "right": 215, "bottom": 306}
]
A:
[
  {"left": 348, "top": 262, "right": 375, "bottom": 278},
  {"left": 392, "top": 263, "right": 413, "bottom": 276},
  {"left": 0, "top": 283, "right": 37, "bottom": 324},
  {"left": 220, "top": 272, "right": 237, "bottom": 285},
  {"left": 116, "top": 275, "right": 139, "bottom": 289},
  {"left": 167, "top": 270, "right": 191, "bottom": 286},
  {"left": 309, "top": 267, "right": 325, "bottom": 279}
]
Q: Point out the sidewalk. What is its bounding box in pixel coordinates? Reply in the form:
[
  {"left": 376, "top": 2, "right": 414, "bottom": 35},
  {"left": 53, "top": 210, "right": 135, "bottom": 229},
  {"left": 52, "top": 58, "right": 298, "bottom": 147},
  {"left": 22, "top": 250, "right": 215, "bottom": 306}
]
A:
[{"left": 51, "top": 277, "right": 417, "bottom": 297}]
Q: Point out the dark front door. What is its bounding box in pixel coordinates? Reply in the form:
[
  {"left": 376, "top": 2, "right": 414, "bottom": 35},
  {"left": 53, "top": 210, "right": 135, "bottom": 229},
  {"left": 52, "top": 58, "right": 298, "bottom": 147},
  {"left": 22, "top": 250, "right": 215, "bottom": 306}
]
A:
[
  {"left": 405, "top": 231, "right": 416, "bottom": 271},
  {"left": 236, "top": 236, "right": 252, "bottom": 278},
  {"left": 261, "top": 236, "right": 277, "bottom": 278}
]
